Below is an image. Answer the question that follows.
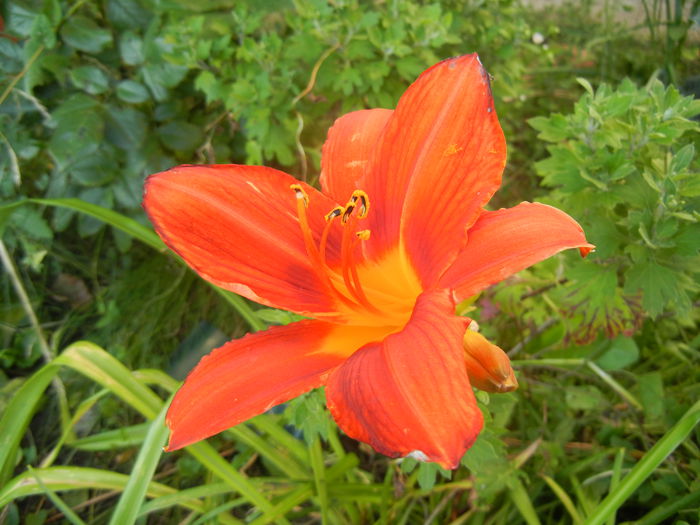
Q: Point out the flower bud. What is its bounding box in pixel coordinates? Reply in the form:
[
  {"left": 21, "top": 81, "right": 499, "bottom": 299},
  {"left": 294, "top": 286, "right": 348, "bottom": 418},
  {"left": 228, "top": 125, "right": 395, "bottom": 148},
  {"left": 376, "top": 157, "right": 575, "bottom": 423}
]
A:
[{"left": 463, "top": 329, "right": 518, "bottom": 393}]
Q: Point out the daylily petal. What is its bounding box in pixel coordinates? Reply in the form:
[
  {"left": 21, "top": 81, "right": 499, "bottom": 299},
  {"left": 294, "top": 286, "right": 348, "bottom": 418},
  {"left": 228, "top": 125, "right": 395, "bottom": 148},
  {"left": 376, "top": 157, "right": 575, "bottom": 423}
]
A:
[
  {"left": 325, "top": 289, "right": 483, "bottom": 469},
  {"left": 320, "top": 109, "right": 393, "bottom": 203},
  {"left": 144, "top": 165, "right": 344, "bottom": 317},
  {"left": 363, "top": 54, "right": 506, "bottom": 286},
  {"left": 440, "top": 202, "right": 594, "bottom": 301},
  {"left": 166, "top": 319, "right": 397, "bottom": 450}
]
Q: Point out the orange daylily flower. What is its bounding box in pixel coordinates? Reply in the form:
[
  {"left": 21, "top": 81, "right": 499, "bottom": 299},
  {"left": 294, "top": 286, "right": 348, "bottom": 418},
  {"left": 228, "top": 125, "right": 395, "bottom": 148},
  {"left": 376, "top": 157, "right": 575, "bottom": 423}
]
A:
[{"left": 143, "top": 54, "right": 593, "bottom": 469}]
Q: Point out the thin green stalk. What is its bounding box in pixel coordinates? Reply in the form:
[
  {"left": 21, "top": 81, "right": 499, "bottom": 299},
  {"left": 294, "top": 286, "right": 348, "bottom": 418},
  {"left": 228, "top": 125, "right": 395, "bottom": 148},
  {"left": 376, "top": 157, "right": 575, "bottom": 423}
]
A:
[
  {"left": 27, "top": 466, "right": 88, "bottom": 525},
  {"left": 0, "top": 239, "right": 53, "bottom": 363},
  {"left": 540, "top": 475, "right": 583, "bottom": 524},
  {"left": 0, "top": 239, "right": 70, "bottom": 428},
  {"left": 309, "top": 438, "right": 329, "bottom": 524},
  {"left": 606, "top": 448, "right": 626, "bottom": 525},
  {"left": 586, "top": 361, "right": 642, "bottom": 410},
  {"left": 585, "top": 398, "right": 700, "bottom": 525},
  {"left": 0, "top": 45, "right": 44, "bottom": 106},
  {"left": 213, "top": 288, "right": 265, "bottom": 332}
]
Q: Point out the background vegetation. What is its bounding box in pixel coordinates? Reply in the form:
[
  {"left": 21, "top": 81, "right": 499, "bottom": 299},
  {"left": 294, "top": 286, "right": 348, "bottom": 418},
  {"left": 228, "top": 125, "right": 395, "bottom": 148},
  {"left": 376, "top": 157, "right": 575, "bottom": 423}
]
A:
[{"left": 1, "top": 0, "right": 699, "bottom": 523}]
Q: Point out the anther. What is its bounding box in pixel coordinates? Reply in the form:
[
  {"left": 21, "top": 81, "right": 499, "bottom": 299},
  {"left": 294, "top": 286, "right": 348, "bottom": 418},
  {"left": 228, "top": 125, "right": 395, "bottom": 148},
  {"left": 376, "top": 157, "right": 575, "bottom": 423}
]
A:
[
  {"left": 341, "top": 204, "right": 355, "bottom": 224},
  {"left": 356, "top": 230, "right": 371, "bottom": 240},
  {"left": 325, "top": 206, "right": 343, "bottom": 222},
  {"left": 290, "top": 184, "right": 309, "bottom": 207},
  {"left": 349, "top": 190, "right": 369, "bottom": 218}
]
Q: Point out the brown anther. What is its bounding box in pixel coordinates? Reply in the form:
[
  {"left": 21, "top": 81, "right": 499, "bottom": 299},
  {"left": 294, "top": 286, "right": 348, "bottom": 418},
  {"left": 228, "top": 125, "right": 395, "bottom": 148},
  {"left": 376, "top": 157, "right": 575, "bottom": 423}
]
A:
[
  {"left": 290, "top": 184, "right": 309, "bottom": 207},
  {"left": 341, "top": 204, "right": 355, "bottom": 224},
  {"left": 325, "top": 206, "right": 343, "bottom": 222}
]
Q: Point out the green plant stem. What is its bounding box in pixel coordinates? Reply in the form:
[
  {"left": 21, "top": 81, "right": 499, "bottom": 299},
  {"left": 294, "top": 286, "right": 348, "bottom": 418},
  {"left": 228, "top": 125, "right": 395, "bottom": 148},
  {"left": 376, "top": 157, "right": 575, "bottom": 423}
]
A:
[
  {"left": 0, "top": 239, "right": 53, "bottom": 363},
  {"left": 0, "top": 239, "right": 70, "bottom": 426},
  {"left": 585, "top": 398, "right": 700, "bottom": 525},
  {"left": 0, "top": 45, "right": 44, "bottom": 106}
]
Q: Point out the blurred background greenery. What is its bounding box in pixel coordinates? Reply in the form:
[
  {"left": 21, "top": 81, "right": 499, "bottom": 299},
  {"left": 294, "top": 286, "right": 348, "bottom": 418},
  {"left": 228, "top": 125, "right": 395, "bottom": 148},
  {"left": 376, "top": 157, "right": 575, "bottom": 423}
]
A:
[{"left": 1, "top": 0, "right": 699, "bottom": 523}]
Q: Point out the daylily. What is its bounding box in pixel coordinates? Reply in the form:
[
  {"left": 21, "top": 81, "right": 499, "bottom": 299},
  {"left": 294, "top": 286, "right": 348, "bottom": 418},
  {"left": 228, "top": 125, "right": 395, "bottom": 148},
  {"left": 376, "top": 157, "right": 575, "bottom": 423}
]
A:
[{"left": 143, "top": 54, "right": 592, "bottom": 469}]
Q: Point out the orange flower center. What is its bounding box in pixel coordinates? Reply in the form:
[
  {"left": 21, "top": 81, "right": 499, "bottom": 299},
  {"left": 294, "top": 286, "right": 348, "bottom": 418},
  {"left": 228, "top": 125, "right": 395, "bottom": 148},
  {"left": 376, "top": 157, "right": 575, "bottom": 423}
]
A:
[{"left": 291, "top": 184, "right": 422, "bottom": 327}]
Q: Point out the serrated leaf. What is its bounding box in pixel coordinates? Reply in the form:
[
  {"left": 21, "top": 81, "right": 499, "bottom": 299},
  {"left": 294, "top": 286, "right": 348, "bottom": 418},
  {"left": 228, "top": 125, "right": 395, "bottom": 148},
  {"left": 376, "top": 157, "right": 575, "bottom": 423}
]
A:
[
  {"left": 49, "top": 94, "right": 104, "bottom": 170},
  {"left": 118, "top": 31, "right": 144, "bottom": 65},
  {"left": 625, "top": 260, "right": 678, "bottom": 317},
  {"left": 671, "top": 144, "right": 694, "bottom": 174},
  {"left": 30, "top": 14, "right": 56, "bottom": 49},
  {"left": 9, "top": 206, "right": 53, "bottom": 240},
  {"left": 69, "top": 66, "right": 109, "bottom": 95},
  {"left": 105, "top": 105, "right": 147, "bottom": 150},
  {"left": 60, "top": 15, "right": 113, "bottom": 54},
  {"left": 116, "top": 80, "right": 150, "bottom": 103},
  {"left": 157, "top": 121, "right": 203, "bottom": 152}
]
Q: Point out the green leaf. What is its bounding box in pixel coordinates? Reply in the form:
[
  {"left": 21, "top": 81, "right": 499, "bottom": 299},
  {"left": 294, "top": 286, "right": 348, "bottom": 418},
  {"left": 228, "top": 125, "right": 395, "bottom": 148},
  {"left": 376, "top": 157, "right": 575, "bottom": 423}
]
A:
[
  {"left": 528, "top": 114, "right": 570, "bottom": 142},
  {"left": 596, "top": 336, "right": 639, "bottom": 371},
  {"left": 624, "top": 259, "right": 679, "bottom": 317},
  {"left": 0, "top": 467, "right": 187, "bottom": 510},
  {"left": 29, "top": 198, "right": 164, "bottom": 251},
  {"left": 158, "top": 121, "right": 204, "bottom": 153},
  {"left": 636, "top": 373, "right": 665, "bottom": 423},
  {"left": 60, "top": 15, "right": 113, "bottom": 54},
  {"left": 70, "top": 423, "right": 150, "bottom": 451},
  {"left": 0, "top": 364, "right": 60, "bottom": 485},
  {"left": 118, "top": 31, "right": 144, "bottom": 65},
  {"left": 566, "top": 385, "right": 606, "bottom": 411},
  {"left": 49, "top": 94, "right": 104, "bottom": 170},
  {"left": 670, "top": 143, "right": 694, "bottom": 174},
  {"left": 116, "top": 80, "right": 150, "bottom": 103},
  {"left": 69, "top": 65, "right": 109, "bottom": 95},
  {"left": 30, "top": 14, "right": 57, "bottom": 49},
  {"left": 108, "top": 404, "right": 170, "bottom": 525},
  {"left": 8, "top": 205, "right": 53, "bottom": 240},
  {"left": 105, "top": 105, "right": 148, "bottom": 150},
  {"left": 54, "top": 341, "right": 163, "bottom": 419}
]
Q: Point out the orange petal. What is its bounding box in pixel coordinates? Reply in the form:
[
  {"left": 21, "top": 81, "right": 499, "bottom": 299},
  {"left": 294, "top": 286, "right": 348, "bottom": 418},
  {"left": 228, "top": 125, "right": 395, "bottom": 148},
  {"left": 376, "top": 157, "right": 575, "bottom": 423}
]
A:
[
  {"left": 463, "top": 329, "right": 518, "bottom": 393},
  {"left": 320, "top": 109, "right": 393, "bottom": 203},
  {"left": 325, "top": 290, "right": 483, "bottom": 469},
  {"left": 144, "top": 165, "right": 344, "bottom": 317},
  {"left": 440, "top": 202, "right": 594, "bottom": 301},
  {"left": 363, "top": 54, "right": 506, "bottom": 285},
  {"left": 165, "top": 319, "right": 396, "bottom": 450}
]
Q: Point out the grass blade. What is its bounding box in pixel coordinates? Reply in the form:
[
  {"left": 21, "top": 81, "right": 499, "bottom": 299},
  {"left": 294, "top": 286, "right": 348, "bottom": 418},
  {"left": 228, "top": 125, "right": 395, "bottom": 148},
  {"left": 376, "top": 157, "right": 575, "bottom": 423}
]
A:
[
  {"left": 184, "top": 441, "right": 287, "bottom": 524},
  {"left": 309, "top": 438, "right": 329, "bottom": 524},
  {"left": 108, "top": 403, "right": 170, "bottom": 525},
  {"left": 27, "top": 466, "right": 88, "bottom": 525},
  {"left": 0, "top": 364, "right": 60, "bottom": 485},
  {"left": 55, "top": 341, "right": 163, "bottom": 419},
  {"left": 29, "top": 198, "right": 165, "bottom": 251},
  {"left": 541, "top": 474, "right": 583, "bottom": 524},
  {"left": 585, "top": 398, "right": 700, "bottom": 525},
  {"left": 0, "top": 467, "right": 184, "bottom": 509},
  {"left": 508, "top": 477, "right": 542, "bottom": 525}
]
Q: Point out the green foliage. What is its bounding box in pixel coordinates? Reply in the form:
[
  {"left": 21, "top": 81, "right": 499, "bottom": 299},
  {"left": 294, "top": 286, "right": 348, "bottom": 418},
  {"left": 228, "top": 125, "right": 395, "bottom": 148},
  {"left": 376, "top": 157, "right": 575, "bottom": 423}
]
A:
[
  {"left": 2, "top": 0, "right": 700, "bottom": 523},
  {"left": 531, "top": 78, "right": 700, "bottom": 340}
]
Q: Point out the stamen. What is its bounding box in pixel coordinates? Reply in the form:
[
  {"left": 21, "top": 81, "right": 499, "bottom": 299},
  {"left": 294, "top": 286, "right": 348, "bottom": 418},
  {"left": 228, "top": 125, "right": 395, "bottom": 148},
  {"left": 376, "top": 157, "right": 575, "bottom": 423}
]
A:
[
  {"left": 341, "top": 204, "right": 355, "bottom": 224},
  {"left": 290, "top": 184, "right": 309, "bottom": 207},
  {"left": 350, "top": 190, "right": 369, "bottom": 218},
  {"left": 340, "top": 212, "right": 379, "bottom": 313},
  {"left": 319, "top": 206, "right": 343, "bottom": 267},
  {"left": 290, "top": 185, "right": 379, "bottom": 315}
]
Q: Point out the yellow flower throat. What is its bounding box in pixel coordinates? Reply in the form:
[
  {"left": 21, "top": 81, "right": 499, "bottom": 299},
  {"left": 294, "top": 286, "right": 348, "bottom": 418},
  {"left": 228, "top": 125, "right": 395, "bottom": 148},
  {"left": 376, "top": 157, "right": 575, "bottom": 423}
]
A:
[{"left": 291, "top": 184, "right": 422, "bottom": 327}]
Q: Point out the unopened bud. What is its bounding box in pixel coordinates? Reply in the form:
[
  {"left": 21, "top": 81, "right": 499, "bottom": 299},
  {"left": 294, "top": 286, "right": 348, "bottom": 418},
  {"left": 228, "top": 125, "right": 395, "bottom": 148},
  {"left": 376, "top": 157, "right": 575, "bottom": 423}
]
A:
[{"left": 463, "top": 329, "right": 518, "bottom": 393}]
